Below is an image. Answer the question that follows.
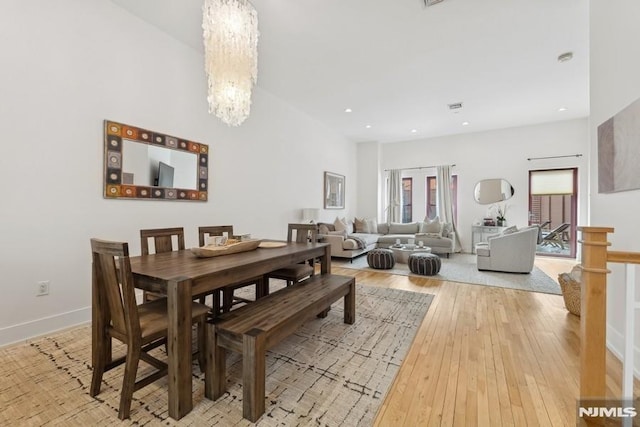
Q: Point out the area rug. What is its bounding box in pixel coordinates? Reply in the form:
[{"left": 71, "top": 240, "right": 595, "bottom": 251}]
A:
[
  {"left": 0, "top": 285, "right": 433, "bottom": 426},
  {"left": 334, "top": 253, "right": 561, "bottom": 295}
]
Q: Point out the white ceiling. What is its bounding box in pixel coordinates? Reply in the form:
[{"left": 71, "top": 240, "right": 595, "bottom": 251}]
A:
[{"left": 110, "top": 0, "right": 589, "bottom": 143}]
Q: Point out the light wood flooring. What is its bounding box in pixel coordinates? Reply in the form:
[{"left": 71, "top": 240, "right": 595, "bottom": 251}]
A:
[{"left": 330, "top": 256, "right": 630, "bottom": 426}]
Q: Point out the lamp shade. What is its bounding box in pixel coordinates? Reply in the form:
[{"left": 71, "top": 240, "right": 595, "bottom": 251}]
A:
[{"left": 301, "top": 208, "right": 320, "bottom": 223}]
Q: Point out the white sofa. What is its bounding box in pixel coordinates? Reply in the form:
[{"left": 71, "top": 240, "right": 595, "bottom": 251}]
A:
[
  {"left": 475, "top": 226, "right": 539, "bottom": 273},
  {"left": 319, "top": 221, "right": 456, "bottom": 260}
]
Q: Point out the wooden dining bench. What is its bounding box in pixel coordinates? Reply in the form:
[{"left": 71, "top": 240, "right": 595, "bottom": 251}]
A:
[{"left": 205, "top": 273, "right": 356, "bottom": 422}]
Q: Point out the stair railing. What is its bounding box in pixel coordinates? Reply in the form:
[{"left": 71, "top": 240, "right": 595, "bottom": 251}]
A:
[{"left": 579, "top": 227, "right": 640, "bottom": 421}]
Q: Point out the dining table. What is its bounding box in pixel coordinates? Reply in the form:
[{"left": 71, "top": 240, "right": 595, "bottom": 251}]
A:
[{"left": 120, "top": 240, "right": 331, "bottom": 420}]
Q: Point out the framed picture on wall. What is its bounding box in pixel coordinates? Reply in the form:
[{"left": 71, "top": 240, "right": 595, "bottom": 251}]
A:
[{"left": 324, "top": 171, "right": 345, "bottom": 209}]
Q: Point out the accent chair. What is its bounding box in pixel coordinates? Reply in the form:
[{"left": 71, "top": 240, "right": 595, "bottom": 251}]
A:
[{"left": 475, "top": 226, "right": 539, "bottom": 273}]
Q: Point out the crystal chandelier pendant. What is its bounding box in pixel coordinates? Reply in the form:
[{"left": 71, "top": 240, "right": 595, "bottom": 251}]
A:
[{"left": 202, "top": 0, "right": 259, "bottom": 126}]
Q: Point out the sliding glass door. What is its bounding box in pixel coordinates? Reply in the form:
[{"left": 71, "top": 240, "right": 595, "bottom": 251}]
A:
[{"left": 528, "top": 168, "right": 577, "bottom": 258}]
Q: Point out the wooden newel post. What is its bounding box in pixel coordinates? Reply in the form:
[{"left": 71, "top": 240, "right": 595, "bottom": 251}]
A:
[{"left": 578, "top": 226, "right": 613, "bottom": 406}]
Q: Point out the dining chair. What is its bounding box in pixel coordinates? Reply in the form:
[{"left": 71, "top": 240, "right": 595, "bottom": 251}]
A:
[
  {"left": 198, "top": 225, "right": 234, "bottom": 246},
  {"left": 266, "top": 223, "right": 318, "bottom": 287},
  {"left": 89, "top": 238, "right": 210, "bottom": 420},
  {"left": 198, "top": 225, "right": 265, "bottom": 315},
  {"left": 140, "top": 227, "right": 185, "bottom": 302}
]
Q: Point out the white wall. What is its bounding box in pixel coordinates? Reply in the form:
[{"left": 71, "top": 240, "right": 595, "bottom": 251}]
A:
[
  {"left": 378, "top": 119, "right": 589, "bottom": 252},
  {"left": 356, "top": 142, "right": 381, "bottom": 220},
  {"left": 0, "top": 0, "right": 355, "bottom": 345},
  {"left": 589, "top": 0, "right": 640, "bottom": 370}
]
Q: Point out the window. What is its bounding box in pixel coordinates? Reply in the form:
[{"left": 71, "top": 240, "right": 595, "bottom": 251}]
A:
[
  {"left": 426, "top": 175, "right": 458, "bottom": 222},
  {"left": 402, "top": 178, "right": 412, "bottom": 223}
]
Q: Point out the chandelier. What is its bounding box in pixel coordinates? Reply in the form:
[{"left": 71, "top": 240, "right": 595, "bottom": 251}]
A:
[{"left": 202, "top": 0, "right": 259, "bottom": 126}]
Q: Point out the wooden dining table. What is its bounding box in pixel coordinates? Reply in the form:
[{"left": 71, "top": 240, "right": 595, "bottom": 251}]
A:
[{"left": 122, "top": 241, "right": 331, "bottom": 420}]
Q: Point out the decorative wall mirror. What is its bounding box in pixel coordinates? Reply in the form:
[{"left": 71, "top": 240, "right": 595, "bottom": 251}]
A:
[
  {"left": 103, "top": 120, "right": 208, "bottom": 201},
  {"left": 324, "top": 171, "right": 345, "bottom": 209},
  {"left": 473, "top": 178, "right": 514, "bottom": 204}
]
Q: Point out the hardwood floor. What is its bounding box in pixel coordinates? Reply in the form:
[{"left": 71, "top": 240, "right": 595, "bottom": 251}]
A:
[{"left": 331, "top": 256, "right": 630, "bottom": 426}]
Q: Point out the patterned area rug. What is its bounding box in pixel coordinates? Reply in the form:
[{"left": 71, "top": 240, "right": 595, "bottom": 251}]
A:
[
  {"left": 335, "top": 253, "right": 561, "bottom": 295},
  {"left": 0, "top": 285, "right": 433, "bottom": 426}
]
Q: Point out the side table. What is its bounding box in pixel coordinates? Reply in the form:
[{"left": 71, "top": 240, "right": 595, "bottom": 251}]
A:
[{"left": 471, "top": 225, "right": 507, "bottom": 253}]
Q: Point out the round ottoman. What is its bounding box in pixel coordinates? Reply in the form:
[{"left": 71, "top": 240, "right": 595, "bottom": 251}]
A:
[
  {"left": 367, "top": 248, "right": 395, "bottom": 269},
  {"left": 408, "top": 253, "right": 441, "bottom": 276}
]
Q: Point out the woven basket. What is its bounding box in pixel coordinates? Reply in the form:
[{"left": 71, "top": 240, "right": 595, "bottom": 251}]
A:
[{"left": 558, "top": 272, "right": 581, "bottom": 316}]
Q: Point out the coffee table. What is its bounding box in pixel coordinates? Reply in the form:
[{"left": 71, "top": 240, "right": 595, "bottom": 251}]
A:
[{"left": 390, "top": 246, "right": 432, "bottom": 263}]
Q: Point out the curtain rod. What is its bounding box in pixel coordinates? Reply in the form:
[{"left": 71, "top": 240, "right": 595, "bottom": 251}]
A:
[
  {"left": 384, "top": 164, "right": 456, "bottom": 172},
  {"left": 527, "top": 154, "right": 582, "bottom": 161}
]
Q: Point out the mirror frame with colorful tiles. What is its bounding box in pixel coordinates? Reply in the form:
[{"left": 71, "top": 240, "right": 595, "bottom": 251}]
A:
[{"left": 103, "top": 120, "right": 208, "bottom": 202}]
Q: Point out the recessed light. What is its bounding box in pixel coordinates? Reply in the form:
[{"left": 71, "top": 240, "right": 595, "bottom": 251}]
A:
[
  {"left": 344, "top": 108, "right": 352, "bottom": 113},
  {"left": 411, "top": 129, "right": 417, "bottom": 133},
  {"left": 558, "top": 107, "right": 568, "bottom": 112},
  {"left": 365, "top": 124, "right": 372, "bottom": 129},
  {"left": 462, "top": 121, "right": 469, "bottom": 126}
]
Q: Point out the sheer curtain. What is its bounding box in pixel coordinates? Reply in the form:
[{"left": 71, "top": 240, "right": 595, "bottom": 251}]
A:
[
  {"left": 436, "top": 165, "right": 462, "bottom": 251},
  {"left": 386, "top": 169, "right": 402, "bottom": 223}
]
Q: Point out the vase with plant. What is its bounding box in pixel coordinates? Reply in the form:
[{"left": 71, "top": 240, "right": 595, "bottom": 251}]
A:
[{"left": 495, "top": 204, "right": 507, "bottom": 227}]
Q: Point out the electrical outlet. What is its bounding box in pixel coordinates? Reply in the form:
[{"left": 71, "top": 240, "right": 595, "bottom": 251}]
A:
[{"left": 37, "top": 281, "right": 50, "bottom": 296}]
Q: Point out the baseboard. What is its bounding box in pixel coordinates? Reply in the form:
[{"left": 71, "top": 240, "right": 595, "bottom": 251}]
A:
[
  {"left": 607, "top": 324, "right": 640, "bottom": 379},
  {"left": 0, "top": 306, "right": 91, "bottom": 348}
]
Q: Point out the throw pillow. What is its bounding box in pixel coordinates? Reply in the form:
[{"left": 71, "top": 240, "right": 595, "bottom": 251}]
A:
[
  {"left": 342, "top": 238, "right": 358, "bottom": 250},
  {"left": 441, "top": 222, "right": 453, "bottom": 237},
  {"left": 344, "top": 217, "right": 355, "bottom": 233},
  {"left": 334, "top": 217, "right": 350, "bottom": 234},
  {"left": 366, "top": 218, "right": 378, "bottom": 234},
  {"left": 421, "top": 217, "right": 442, "bottom": 234},
  {"left": 502, "top": 226, "right": 518, "bottom": 235},
  {"left": 377, "top": 222, "right": 389, "bottom": 234},
  {"left": 317, "top": 222, "right": 335, "bottom": 235},
  {"left": 354, "top": 217, "right": 370, "bottom": 233},
  {"left": 424, "top": 232, "right": 442, "bottom": 239}
]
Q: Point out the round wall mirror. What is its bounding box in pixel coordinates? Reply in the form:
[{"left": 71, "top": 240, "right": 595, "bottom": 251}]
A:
[{"left": 474, "top": 179, "right": 514, "bottom": 204}]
